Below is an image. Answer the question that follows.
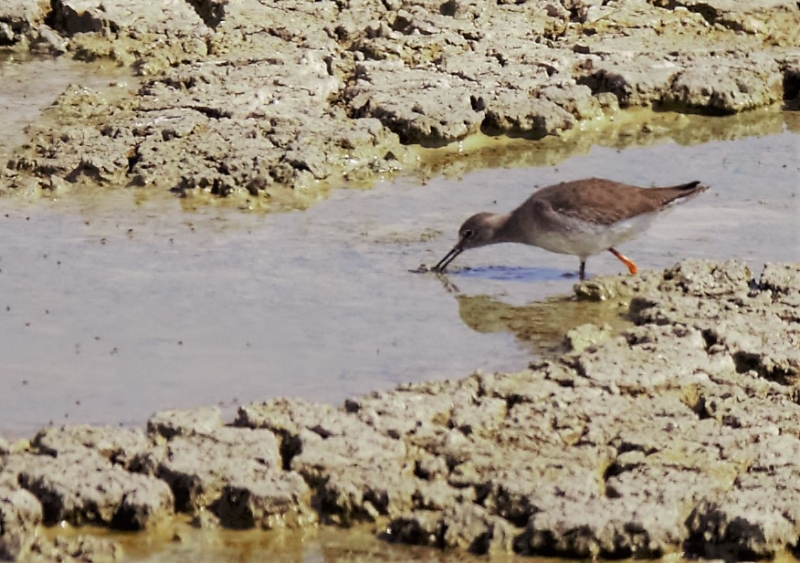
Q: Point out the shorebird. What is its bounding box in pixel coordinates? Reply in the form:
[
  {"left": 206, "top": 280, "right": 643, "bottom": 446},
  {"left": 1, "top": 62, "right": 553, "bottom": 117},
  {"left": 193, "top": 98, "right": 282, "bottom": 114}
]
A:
[{"left": 433, "top": 177, "right": 708, "bottom": 280}]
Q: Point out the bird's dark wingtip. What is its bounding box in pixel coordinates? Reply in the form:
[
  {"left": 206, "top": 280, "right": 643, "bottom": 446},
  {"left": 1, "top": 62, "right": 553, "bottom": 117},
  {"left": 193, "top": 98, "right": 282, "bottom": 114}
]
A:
[
  {"left": 674, "top": 180, "right": 709, "bottom": 196},
  {"left": 684, "top": 180, "right": 709, "bottom": 191}
]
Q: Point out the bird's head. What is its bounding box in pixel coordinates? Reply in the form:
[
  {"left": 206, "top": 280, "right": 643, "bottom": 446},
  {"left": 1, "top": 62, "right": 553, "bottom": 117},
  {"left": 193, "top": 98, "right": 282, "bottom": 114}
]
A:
[
  {"left": 433, "top": 212, "right": 499, "bottom": 272},
  {"left": 457, "top": 212, "right": 499, "bottom": 250}
]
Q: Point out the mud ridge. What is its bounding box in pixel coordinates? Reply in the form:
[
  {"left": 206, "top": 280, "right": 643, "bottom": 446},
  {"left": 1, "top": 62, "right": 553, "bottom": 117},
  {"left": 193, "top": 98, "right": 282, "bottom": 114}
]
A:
[{"left": 0, "top": 0, "right": 798, "bottom": 203}]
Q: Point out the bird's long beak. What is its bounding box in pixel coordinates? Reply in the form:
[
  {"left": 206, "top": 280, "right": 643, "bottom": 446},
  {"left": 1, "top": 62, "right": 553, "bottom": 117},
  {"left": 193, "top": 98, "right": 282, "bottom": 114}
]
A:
[{"left": 433, "top": 239, "right": 464, "bottom": 272}]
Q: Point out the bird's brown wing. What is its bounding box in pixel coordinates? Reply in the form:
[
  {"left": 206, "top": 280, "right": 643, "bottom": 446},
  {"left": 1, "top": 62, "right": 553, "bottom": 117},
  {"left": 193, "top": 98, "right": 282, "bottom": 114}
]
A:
[{"left": 529, "top": 178, "right": 707, "bottom": 226}]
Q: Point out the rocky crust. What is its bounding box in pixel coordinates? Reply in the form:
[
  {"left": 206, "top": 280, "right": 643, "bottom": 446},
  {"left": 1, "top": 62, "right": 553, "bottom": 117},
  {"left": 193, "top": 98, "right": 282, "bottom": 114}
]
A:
[
  {"left": 1, "top": 0, "right": 798, "bottom": 202},
  {"left": 1, "top": 259, "right": 798, "bottom": 561}
]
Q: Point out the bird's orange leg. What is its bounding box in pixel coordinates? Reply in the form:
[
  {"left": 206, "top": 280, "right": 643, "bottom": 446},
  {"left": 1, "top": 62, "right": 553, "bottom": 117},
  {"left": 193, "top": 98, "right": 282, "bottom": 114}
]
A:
[{"left": 608, "top": 248, "right": 638, "bottom": 275}]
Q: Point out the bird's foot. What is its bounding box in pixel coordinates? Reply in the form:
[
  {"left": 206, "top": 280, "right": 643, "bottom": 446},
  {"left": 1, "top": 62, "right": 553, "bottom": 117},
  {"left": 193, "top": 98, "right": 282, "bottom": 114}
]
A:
[{"left": 609, "top": 248, "right": 638, "bottom": 275}]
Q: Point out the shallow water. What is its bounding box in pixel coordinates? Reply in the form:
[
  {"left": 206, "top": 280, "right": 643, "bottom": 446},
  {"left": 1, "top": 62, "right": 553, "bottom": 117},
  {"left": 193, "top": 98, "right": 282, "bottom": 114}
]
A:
[
  {"left": 1, "top": 56, "right": 799, "bottom": 440},
  {"left": 0, "top": 120, "right": 797, "bottom": 438},
  {"left": 49, "top": 521, "right": 545, "bottom": 563},
  {"left": 0, "top": 52, "right": 132, "bottom": 162}
]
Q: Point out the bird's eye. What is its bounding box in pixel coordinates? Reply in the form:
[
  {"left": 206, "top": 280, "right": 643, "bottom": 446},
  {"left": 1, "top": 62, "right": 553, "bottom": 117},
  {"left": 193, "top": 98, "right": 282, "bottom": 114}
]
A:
[{"left": 463, "top": 229, "right": 474, "bottom": 238}]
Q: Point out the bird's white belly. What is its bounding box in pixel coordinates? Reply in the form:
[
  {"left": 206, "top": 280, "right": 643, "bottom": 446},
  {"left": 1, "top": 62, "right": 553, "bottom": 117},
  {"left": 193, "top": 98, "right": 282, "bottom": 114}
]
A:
[{"left": 528, "top": 212, "right": 659, "bottom": 258}]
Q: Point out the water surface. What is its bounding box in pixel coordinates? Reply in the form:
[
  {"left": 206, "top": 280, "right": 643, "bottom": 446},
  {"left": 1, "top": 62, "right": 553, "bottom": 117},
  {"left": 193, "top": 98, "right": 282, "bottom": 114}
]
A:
[
  {"left": 0, "top": 123, "right": 797, "bottom": 437},
  {"left": 1, "top": 55, "right": 799, "bottom": 438}
]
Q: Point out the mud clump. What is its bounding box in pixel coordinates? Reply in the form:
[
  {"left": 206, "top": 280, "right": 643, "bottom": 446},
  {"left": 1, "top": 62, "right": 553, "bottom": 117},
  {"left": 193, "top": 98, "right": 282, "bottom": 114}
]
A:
[
  {"left": 0, "top": 487, "right": 41, "bottom": 560},
  {"left": 1, "top": 259, "right": 799, "bottom": 561},
  {"left": 1, "top": 0, "right": 798, "bottom": 203}
]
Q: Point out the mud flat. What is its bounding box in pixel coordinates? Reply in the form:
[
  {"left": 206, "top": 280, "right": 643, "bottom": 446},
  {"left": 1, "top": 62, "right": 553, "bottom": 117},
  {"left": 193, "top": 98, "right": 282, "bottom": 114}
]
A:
[
  {"left": 1, "top": 1, "right": 799, "bottom": 561},
  {"left": 1, "top": 259, "right": 798, "bottom": 561},
  {"left": 0, "top": 0, "right": 798, "bottom": 204}
]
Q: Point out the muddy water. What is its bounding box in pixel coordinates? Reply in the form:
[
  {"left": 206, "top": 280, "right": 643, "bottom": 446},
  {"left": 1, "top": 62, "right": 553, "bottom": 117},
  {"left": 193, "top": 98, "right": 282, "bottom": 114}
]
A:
[
  {"left": 0, "top": 183, "right": 537, "bottom": 436},
  {"left": 1, "top": 120, "right": 798, "bottom": 439},
  {"left": 0, "top": 52, "right": 132, "bottom": 162},
  {"left": 45, "top": 521, "right": 800, "bottom": 563},
  {"left": 0, "top": 56, "right": 798, "bottom": 440},
  {"left": 49, "top": 520, "right": 536, "bottom": 563}
]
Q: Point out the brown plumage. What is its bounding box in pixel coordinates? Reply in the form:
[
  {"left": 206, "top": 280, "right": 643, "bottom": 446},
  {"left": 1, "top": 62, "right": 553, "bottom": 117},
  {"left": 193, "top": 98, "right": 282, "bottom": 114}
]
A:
[{"left": 433, "top": 177, "right": 709, "bottom": 279}]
